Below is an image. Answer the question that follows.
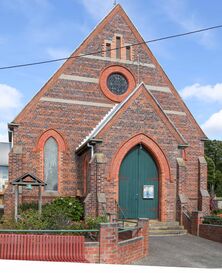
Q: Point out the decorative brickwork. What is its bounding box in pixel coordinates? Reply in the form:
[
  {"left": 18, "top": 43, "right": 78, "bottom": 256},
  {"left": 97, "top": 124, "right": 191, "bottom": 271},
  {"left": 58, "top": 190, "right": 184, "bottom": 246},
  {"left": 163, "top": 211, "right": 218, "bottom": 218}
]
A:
[
  {"left": 99, "top": 65, "right": 136, "bottom": 102},
  {"left": 5, "top": 4, "right": 209, "bottom": 224}
]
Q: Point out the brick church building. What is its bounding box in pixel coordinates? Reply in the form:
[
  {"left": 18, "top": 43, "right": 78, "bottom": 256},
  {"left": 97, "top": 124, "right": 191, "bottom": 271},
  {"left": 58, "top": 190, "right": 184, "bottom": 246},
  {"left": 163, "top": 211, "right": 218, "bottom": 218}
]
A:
[{"left": 5, "top": 4, "right": 210, "bottom": 222}]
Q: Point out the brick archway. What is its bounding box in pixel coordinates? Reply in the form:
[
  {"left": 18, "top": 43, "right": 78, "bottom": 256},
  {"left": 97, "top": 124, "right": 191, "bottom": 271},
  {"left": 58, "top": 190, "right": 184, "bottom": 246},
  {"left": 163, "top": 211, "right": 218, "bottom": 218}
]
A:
[
  {"left": 36, "top": 129, "right": 66, "bottom": 152},
  {"left": 35, "top": 129, "right": 67, "bottom": 192},
  {"left": 110, "top": 133, "right": 171, "bottom": 221}
]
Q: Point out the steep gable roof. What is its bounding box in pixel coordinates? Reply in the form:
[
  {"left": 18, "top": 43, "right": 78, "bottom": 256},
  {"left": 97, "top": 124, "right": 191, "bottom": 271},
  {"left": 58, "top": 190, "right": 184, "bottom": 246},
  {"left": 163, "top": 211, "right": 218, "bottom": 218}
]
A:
[
  {"left": 12, "top": 4, "right": 124, "bottom": 124},
  {"left": 11, "top": 4, "right": 206, "bottom": 139},
  {"left": 76, "top": 83, "right": 188, "bottom": 153}
]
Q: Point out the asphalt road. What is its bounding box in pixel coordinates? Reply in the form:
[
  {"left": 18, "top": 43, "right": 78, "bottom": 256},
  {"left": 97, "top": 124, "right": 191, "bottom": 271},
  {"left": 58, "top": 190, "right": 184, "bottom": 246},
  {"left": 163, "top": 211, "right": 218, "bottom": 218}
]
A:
[{"left": 133, "top": 234, "right": 222, "bottom": 268}]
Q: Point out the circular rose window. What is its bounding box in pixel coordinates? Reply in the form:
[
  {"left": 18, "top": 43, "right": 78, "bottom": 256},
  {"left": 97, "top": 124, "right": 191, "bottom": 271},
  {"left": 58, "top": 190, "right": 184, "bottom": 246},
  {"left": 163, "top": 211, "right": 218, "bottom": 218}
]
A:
[
  {"left": 100, "top": 65, "right": 136, "bottom": 102},
  {"left": 107, "top": 73, "right": 128, "bottom": 95}
]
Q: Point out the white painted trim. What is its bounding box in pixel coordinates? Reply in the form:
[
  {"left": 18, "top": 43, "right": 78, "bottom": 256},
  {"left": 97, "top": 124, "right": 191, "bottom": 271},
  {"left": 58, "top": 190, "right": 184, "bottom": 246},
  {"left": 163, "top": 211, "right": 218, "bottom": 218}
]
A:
[{"left": 40, "top": 97, "right": 114, "bottom": 108}]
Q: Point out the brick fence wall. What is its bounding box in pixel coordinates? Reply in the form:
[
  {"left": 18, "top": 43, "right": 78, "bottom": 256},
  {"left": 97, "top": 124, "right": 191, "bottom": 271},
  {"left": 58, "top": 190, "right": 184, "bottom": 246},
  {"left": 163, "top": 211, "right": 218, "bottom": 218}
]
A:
[
  {"left": 85, "top": 218, "right": 149, "bottom": 264},
  {"left": 199, "top": 224, "right": 222, "bottom": 244}
]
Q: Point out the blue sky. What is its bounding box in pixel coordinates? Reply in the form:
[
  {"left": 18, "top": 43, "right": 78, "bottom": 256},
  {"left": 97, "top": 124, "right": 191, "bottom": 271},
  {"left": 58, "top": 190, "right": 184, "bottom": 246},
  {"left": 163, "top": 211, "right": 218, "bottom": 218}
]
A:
[{"left": 0, "top": 0, "right": 222, "bottom": 141}]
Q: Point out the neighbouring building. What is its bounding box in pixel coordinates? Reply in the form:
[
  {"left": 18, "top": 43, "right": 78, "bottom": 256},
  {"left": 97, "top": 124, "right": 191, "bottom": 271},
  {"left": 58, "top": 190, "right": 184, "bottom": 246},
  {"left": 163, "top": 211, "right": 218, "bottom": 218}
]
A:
[
  {"left": 4, "top": 5, "right": 210, "bottom": 223},
  {"left": 0, "top": 142, "right": 10, "bottom": 191},
  {"left": 0, "top": 142, "right": 11, "bottom": 211}
]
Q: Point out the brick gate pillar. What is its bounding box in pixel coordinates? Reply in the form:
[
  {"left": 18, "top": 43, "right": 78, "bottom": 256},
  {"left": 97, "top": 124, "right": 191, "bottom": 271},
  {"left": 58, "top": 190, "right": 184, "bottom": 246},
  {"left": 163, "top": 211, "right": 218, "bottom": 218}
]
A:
[
  {"left": 138, "top": 218, "right": 149, "bottom": 256},
  {"left": 191, "top": 211, "right": 203, "bottom": 236},
  {"left": 99, "top": 222, "right": 118, "bottom": 264}
]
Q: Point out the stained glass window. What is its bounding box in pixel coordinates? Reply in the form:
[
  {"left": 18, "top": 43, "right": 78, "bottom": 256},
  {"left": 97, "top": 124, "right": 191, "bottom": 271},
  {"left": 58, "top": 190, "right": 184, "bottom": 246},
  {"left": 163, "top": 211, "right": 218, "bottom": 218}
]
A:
[
  {"left": 44, "top": 137, "right": 58, "bottom": 191},
  {"left": 107, "top": 73, "right": 128, "bottom": 95}
]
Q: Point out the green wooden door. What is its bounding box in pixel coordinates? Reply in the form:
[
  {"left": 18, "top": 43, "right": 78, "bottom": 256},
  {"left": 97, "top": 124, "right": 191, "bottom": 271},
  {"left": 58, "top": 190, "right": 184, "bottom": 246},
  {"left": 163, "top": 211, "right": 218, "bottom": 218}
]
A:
[{"left": 119, "top": 145, "right": 159, "bottom": 219}]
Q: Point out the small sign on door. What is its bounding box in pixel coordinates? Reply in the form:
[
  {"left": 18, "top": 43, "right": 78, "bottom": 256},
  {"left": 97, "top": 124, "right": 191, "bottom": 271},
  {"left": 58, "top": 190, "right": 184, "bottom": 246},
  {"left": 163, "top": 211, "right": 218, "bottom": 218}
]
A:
[{"left": 143, "top": 185, "right": 154, "bottom": 199}]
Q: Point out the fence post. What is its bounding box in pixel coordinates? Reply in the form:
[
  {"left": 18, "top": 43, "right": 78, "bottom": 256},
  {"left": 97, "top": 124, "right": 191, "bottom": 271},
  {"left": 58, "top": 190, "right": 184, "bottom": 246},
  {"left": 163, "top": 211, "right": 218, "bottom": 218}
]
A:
[
  {"left": 191, "top": 211, "right": 203, "bottom": 236},
  {"left": 99, "top": 222, "right": 118, "bottom": 264},
  {"left": 138, "top": 218, "right": 149, "bottom": 256}
]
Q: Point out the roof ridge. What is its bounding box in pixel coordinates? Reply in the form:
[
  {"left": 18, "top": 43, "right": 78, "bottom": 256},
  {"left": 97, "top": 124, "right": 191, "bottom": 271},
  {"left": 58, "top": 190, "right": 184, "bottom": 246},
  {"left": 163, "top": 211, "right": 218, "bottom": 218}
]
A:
[
  {"left": 76, "top": 82, "right": 188, "bottom": 152},
  {"left": 76, "top": 103, "right": 118, "bottom": 150}
]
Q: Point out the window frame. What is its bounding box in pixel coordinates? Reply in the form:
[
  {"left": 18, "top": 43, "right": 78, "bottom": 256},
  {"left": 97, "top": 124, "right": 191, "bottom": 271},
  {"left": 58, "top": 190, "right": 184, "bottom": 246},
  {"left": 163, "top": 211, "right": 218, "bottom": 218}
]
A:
[
  {"left": 35, "top": 129, "right": 66, "bottom": 194},
  {"left": 44, "top": 137, "right": 59, "bottom": 192}
]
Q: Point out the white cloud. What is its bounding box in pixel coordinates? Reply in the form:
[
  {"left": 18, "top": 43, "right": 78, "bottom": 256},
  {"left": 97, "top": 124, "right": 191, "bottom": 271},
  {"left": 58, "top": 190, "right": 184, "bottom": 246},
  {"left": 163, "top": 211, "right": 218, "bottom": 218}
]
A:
[
  {"left": 180, "top": 83, "right": 222, "bottom": 103},
  {"left": 0, "top": 84, "right": 22, "bottom": 109},
  {"left": 81, "top": 0, "right": 113, "bottom": 20},
  {"left": 0, "top": 84, "right": 23, "bottom": 142},
  {"left": 46, "top": 47, "right": 71, "bottom": 59},
  {"left": 201, "top": 109, "right": 222, "bottom": 140}
]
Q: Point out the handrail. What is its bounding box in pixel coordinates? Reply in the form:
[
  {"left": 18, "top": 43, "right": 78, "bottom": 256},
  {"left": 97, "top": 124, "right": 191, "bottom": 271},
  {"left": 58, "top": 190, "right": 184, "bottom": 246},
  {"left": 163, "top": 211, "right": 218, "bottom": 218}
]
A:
[
  {"left": 118, "top": 227, "right": 140, "bottom": 233},
  {"left": 0, "top": 229, "right": 99, "bottom": 233},
  {"left": 115, "top": 200, "right": 126, "bottom": 219},
  {"left": 122, "top": 220, "right": 138, "bottom": 224},
  {"left": 183, "top": 210, "right": 191, "bottom": 221},
  {"left": 182, "top": 205, "right": 191, "bottom": 220}
]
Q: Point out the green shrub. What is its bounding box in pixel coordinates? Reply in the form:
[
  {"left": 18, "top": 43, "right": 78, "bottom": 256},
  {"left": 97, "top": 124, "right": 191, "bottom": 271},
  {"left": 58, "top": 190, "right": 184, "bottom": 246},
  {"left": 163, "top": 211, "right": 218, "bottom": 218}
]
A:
[
  {"left": 85, "top": 215, "right": 108, "bottom": 229},
  {"left": 212, "top": 209, "right": 222, "bottom": 215},
  {"left": 42, "top": 197, "right": 84, "bottom": 226},
  {"left": 0, "top": 197, "right": 108, "bottom": 233},
  {"left": 203, "top": 216, "right": 222, "bottom": 225},
  {"left": 0, "top": 216, "right": 17, "bottom": 229},
  {"left": 14, "top": 197, "right": 84, "bottom": 230},
  {"left": 15, "top": 209, "right": 48, "bottom": 230},
  {"left": 19, "top": 202, "right": 38, "bottom": 212}
]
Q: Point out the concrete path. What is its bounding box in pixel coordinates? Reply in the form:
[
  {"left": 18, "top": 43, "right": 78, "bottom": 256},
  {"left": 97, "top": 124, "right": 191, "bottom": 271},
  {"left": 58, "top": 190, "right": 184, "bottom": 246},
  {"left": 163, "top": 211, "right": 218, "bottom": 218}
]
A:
[{"left": 133, "top": 234, "right": 222, "bottom": 268}]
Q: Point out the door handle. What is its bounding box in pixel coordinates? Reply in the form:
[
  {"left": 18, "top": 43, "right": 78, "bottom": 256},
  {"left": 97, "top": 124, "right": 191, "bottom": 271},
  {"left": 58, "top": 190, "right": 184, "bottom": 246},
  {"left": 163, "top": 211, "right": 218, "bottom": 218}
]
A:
[{"left": 135, "top": 193, "right": 138, "bottom": 200}]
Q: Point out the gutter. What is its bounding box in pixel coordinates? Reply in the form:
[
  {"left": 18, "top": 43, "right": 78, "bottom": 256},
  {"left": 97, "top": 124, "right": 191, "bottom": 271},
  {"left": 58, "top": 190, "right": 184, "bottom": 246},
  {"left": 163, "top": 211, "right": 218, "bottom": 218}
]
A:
[{"left": 76, "top": 138, "right": 103, "bottom": 156}]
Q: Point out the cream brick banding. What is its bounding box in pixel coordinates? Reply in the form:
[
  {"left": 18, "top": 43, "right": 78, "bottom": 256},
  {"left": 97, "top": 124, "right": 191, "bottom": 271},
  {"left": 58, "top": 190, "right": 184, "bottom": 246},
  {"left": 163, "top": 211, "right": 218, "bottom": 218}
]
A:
[
  {"left": 79, "top": 54, "right": 156, "bottom": 68},
  {"left": 59, "top": 74, "right": 171, "bottom": 95},
  {"left": 59, "top": 74, "right": 99, "bottom": 83},
  {"left": 164, "top": 110, "right": 187, "bottom": 116},
  {"left": 145, "top": 85, "right": 171, "bottom": 93},
  {"left": 40, "top": 97, "right": 115, "bottom": 108}
]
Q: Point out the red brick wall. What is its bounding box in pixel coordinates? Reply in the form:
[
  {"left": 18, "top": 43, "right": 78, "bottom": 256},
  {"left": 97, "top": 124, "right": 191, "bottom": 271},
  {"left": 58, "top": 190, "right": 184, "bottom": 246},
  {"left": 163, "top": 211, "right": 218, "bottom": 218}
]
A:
[
  {"left": 85, "top": 219, "right": 149, "bottom": 264},
  {"left": 118, "top": 237, "right": 144, "bottom": 264},
  {"left": 199, "top": 224, "right": 222, "bottom": 243},
  {"left": 85, "top": 242, "right": 99, "bottom": 263},
  {"left": 85, "top": 234, "right": 148, "bottom": 265}
]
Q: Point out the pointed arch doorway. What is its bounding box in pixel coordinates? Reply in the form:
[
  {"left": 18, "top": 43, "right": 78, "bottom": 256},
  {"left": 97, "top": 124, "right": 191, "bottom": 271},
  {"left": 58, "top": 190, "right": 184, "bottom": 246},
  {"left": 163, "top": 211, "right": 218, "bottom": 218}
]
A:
[{"left": 119, "top": 144, "right": 159, "bottom": 219}]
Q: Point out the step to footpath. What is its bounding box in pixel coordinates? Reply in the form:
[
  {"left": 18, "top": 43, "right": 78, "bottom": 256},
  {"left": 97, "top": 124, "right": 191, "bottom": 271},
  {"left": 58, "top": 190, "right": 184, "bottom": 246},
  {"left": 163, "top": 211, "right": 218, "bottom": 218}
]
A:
[
  {"left": 117, "top": 219, "right": 187, "bottom": 236},
  {"left": 149, "top": 220, "right": 187, "bottom": 236}
]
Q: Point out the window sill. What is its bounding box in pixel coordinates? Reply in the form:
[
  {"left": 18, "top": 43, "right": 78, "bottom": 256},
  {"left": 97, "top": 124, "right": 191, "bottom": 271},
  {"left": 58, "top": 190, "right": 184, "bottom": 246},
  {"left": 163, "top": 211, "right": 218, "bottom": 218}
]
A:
[{"left": 42, "top": 191, "right": 59, "bottom": 197}]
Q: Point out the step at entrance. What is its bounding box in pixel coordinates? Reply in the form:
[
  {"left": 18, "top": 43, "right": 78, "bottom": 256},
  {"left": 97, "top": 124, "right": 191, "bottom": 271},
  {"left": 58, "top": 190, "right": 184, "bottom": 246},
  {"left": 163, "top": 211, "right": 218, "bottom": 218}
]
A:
[{"left": 149, "top": 221, "right": 187, "bottom": 236}]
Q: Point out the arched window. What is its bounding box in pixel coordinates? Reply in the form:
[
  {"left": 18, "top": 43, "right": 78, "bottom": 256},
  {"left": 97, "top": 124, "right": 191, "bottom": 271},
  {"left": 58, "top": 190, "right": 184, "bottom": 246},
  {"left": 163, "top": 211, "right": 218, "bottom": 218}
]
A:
[{"left": 44, "top": 137, "right": 58, "bottom": 191}]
